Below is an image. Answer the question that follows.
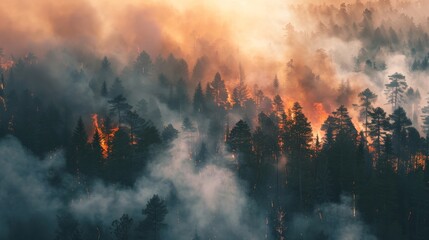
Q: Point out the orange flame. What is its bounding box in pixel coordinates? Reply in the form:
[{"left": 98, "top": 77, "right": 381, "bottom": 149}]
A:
[
  {"left": 311, "top": 102, "right": 328, "bottom": 136},
  {"left": 90, "top": 114, "right": 119, "bottom": 158}
]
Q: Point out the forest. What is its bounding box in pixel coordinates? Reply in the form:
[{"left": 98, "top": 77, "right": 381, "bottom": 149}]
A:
[{"left": 2, "top": 0, "right": 429, "bottom": 240}]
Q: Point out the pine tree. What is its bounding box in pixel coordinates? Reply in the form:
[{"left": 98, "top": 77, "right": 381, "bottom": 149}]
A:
[
  {"left": 182, "top": 117, "right": 196, "bottom": 132},
  {"left": 108, "top": 95, "right": 132, "bottom": 126},
  {"left": 231, "top": 67, "right": 249, "bottom": 109},
  {"left": 227, "top": 120, "right": 252, "bottom": 154},
  {"left": 91, "top": 130, "right": 104, "bottom": 172},
  {"left": 332, "top": 105, "right": 357, "bottom": 138},
  {"left": 136, "top": 122, "right": 161, "bottom": 153},
  {"left": 273, "top": 95, "right": 285, "bottom": 121},
  {"left": 101, "top": 80, "right": 108, "bottom": 97},
  {"left": 110, "top": 78, "right": 126, "bottom": 98},
  {"left": 134, "top": 51, "right": 152, "bottom": 77},
  {"left": 110, "top": 214, "right": 133, "bottom": 240},
  {"left": 136, "top": 98, "right": 148, "bottom": 117},
  {"left": 67, "top": 117, "right": 88, "bottom": 175},
  {"left": 273, "top": 75, "right": 279, "bottom": 93},
  {"left": 161, "top": 124, "right": 179, "bottom": 144},
  {"left": 288, "top": 102, "right": 313, "bottom": 208},
  {"left": 108, "top": 128, "right": 133, "bottom": 185},
  {"left": 192, "top": 82, "right": 205, "bottom": 114},
  {"left": 368, "top": 107, "right": 391, "bottom": 162},
  {"left": 210, "top": 72, "right": 229, "bottom": 108},
  {"left": 385, "top": 72, "right": 407, "bottom": 110},
  {"left": 355, "top": 88, "right": 377, "bottom": 136},
  {"left": 389, "top": 107, "right": 412, "bottom": 173},
  {"left": 81, "top": 129, "right": 102, "bottom": 177},
  {"left": 195, "top": 142, "right": 209, "bottom": 169},
  {"left": 321, "top": 115, "right": 336, "bottom": 148},
  {"left": 137, "top": 195, "right": 168, "bottom": 240}
]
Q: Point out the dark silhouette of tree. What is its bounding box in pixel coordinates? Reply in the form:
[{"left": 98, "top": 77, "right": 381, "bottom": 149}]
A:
[
  {"left": 137, "top": 195, "right": 168, "bottom": 240},
  {"left": 195, "top": 142, "right": 209, "bottom": 168},
  {"left": 136, "top": 98, "right": 148, "bottom": 117},
  {"left": 67, "top": 117, "right": 88, "bottom": 175},
  {"left": 192, "top": 82, "right": 205, "bottom": 114},
  {"left": 80, "top": 129, "right": 102, "bottom": 177},
  {"left": 90, "top": 130, "right": 104, "bottom": 174},
  {"left": 227, "top": 120, "right": 252, "bottom": 154},
  {"left": 110, "top": 214, "right": 133, "bottom": 240},
  {"left": 107, "top": 128, "right": 133, "bottom": 185},
  {"left": 101, "top": 80, "right": 108, "bottom": 97},
  {"left": 136, "top": 121, "right": 161, "bottom": 153},
  {"left": 273, "top": 75, "right": 279, "bottom": 93},
  {"left": 227, "top": 120, "right": 253, "bottom": 179},
  {"left": 287, "top": 102, "right": 314, "bottom": 208},
  {"left": 231, "top": 67, "right": 248, "bottom": 110},
  {"left": 125, "top": 110, "right": 142, "bottom": 147},
  {"left": 406, "top": 87, "right": 421, "bottom": 125},
  {"left": 337, "top": 80, "right": 353, "bottom": 105},
  {"left": 91, "top": 56, "right": 113, "bottom": 95},
  {"left": 368, "top": 107, "right": 391, "bottom": 162},
  {"left": 108, "top": 95, "right": 132, "bottom": 126},
  {"left": 272, "top": 95, "right": 285, "bottom": 122},
  {"left": 191, "top": 56, "right": 209, "bottom": 83},
  {"left": 182, "top": 117, "right": 196, "bottom": 132},
  {"left": 209, "top": 72, "right": 229, "bottom": 108},
  {"left": 110, "top": 78, "right": 126, "bottom": 99},
  {"left": 162, "top": 124, "right": 179, "bottom": 144},
  {"left": 389, "top": 107, "right": 412, "bottom": 173},
  {"left": 385, "top": 72, "right": 407, "bottom": 110},
  {"left": 354, "top": 88, "right": 377, "bottom": 136},
  {"left": 321, "top": 105, "right": 358, "bottom": 198},
  {"left": 134, "top": 51, "right": 152, "bottom": 77},
  {"left": 101, "top": 56, "right": 111, "bottom": 71},
  {"left": 332, "top": 105, "right": 358, "bottom": 138},
  {"left": 321, "top": 115, "right": 336, "bottom": 148}
]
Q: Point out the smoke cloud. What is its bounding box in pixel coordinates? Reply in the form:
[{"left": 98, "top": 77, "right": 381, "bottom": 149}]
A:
[{"left": 0, "top": 131, "right": 268, "bottom": 239}]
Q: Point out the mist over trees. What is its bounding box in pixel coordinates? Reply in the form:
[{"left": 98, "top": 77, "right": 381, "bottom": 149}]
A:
[{"left": 2, "top": 1, "right": 429, "bottom": 240}]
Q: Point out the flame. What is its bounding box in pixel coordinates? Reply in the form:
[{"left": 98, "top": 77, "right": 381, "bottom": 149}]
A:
[
  {"left": 311, "top": 102, "right": 328, "bottom": 135},
  {"left": 90, "top": 114, "right": 119, "bottom": 158}
]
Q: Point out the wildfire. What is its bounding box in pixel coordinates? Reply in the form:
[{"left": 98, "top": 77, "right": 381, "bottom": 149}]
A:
[
  {"left": 90, "top": 114, "right": 119, "bottom": 158},
  {"left": 311, "top": 102, "right": 329, "bottom": 135}
]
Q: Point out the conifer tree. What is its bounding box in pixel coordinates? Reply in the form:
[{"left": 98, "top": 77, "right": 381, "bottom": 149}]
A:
[
  {"left": 110, "top": 214, "right": 133, "bottom": 240},
  {"left": 385, "top": 72, "right": 407, "bottom": 110},
  {"left": 137, "top": 195, "right": 168, "bottom": 240},
  {"left": 192, "top": 82, "right": 205, "bottom": 114}
]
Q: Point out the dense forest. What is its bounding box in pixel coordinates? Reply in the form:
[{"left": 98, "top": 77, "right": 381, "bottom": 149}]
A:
[{"left": 2, "top": 0, "right": 429, "bottom": 240}]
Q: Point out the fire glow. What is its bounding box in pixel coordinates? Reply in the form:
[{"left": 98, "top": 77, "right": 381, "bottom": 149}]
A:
[{"left": 90, "top": 114, "right": 119, "bottom": 158}]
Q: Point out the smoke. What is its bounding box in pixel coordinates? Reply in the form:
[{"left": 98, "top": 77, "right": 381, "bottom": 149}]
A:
[
  {"left": 289, "top": 195, "right": 377, "bottom": 240},
  {"left": 0, "top": 131, "right": 266, "bottom": 239},
  {"left": 0, "top": 136, "right": 63, "bottom": 239},
  {"left": 2, "top": 0, "right": 429, "bottom": 131}
]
